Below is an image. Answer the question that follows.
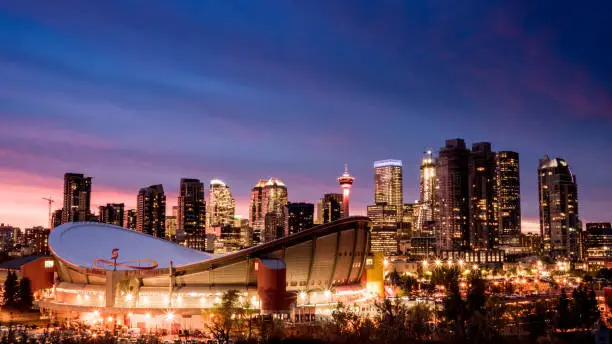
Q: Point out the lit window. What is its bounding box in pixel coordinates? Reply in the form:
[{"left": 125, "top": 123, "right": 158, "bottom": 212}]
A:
[{"left": 44, "top": 260, "right": 54, "bottom": 268}]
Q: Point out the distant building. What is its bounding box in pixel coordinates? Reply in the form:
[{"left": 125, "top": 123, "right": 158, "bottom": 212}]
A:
[
  {"left": 165, "top": 215, "right": 177, "bottom": 239},
  {"left": 317, "top": 193, "right": 343, "bottom": 224},
  {"left": 51, "top": 209, "right": 62, "bottom": 229},
  {"left": 206, "top": 179, "right": 235, "bottom": 229},
  {"left": 367, "top": 203, "right": 398, "bottom": 229},
  {"left": 374, "top": 159, "right": 403, "bottom": 223},
  {"left": 370, "top": 228, "right": 398, "bottom": 256},
  {"left": 584, "top": 222, "right": 612, "bottom": 269},
  {"left": 468, "top": 142, "right": 498, "bottom": 249},
  {"left": 136, "top": 184, "right": 166, "bottom": 238},
  {"left": 24, "top": 226, "right": 50, "bottom": 255},
  {"left": 0, "top": 225, "right": 15, "bottom": 252},
  {"left": 538, "top": 156, "right": 580, "bottom": 259},
  {"left": 497, "top": 151, "right": 521, "bottom": 243},
  {"left": 61, "top": 173, "right": 92, "bottom": 223},
  {"left": 436, "top": 139, "right": 470, "bottom": 251},
  {"left": 98, "top": 203, "right": 125, "bottom": 227},
  {"left": 285, "top": 202, "right": 314, "bottom": 236},
  {"left": 124, "top": 209, "right": 137, "bottom": 230},
  {"left": 415, "top": 151, "right": 437, "bottom": 233},
  {"left": 177, "top": 179, "right": 206, "bottom": 243},
  {"left": 214, "top": 225, "right": 242, "bottom": 254},
  {"left": 249, "top": 180, "right": 267, "bottom": 244}
]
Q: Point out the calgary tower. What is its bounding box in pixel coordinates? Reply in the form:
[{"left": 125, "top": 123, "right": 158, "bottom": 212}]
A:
[{"left": 337, "top": 164, "right": 355, "bottom": 217}]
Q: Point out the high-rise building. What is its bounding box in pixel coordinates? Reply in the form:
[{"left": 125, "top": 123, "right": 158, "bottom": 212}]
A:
[
  {"left": 98, "top": 203, "right": 125, "bottom": 227},
  {"left": 137, "top": 184, "right": 166, "bottom": 238},
  {"left": 124, "top": 209, "right": 137, "bottom": 230},
  {"left": 496, "top": 151, "right": 521, "bottom": 244},
  {"left": 51, "top": 209, "right": 63, "bottom": 229},
  {"left": 262, "top": 178, "right": 288, "bottom": 243},
  {"left": 317, "top": 193, "right": 343, "bottom": 224},
  {"left": 249, "top": 179, "right": 267, "bottom": 244},
  {"left": 436, "top": 139, "right": 470, "bottom": 251},
  {"left": 416, "top": 151, "right": 437, "bottom": 234},
  {"left": 468, "top": 142, "right": 498, "bottom": 249},
  {"left": 584, "top": 223, "right": 612, "bottom": 268},
  {"left": 374, "top": 159, "right": 403, "bottom": 222},
  {"left": 0, "top": 225, "right": 15, "bottom": 252},
  {"left": 177, "top": 178, "right": 206, "bottom": 235},
  {"left": 285, "top": 202, "right": 314, "bottom": 236},
  {"left": 61, "top": 173, "right": 92, "bottom": 223},
  {"left": 367, "top": 203, "right": 399, "bottom": 229},
  {"left": 206, "top": 179, "right": 235, "bottom": 229},
  {"left": 250, "top": 178, "right": 288, "bottom": 244},
  {"left": 538, "top": 156, "right": 580, "bottom": 259},
  {"left": 24, "top": 226, "right": 50, "bottom": 255},
  {"left": 337, "top": 165, "right": 355, "bottom": 217},
  {"left": 165, "top": 215, "right": 177, "bottom": 239}
]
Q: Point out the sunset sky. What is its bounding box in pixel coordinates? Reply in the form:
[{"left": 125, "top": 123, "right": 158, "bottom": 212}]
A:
[{"left": 1, "top": 1, "right": 611, "bottom": 231}]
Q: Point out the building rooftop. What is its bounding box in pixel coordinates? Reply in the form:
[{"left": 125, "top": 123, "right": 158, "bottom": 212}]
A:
[
  {"left": 0, "top": 255, "right": 49, "bottom": 270},
  {"left": 373, "top": 159, "right": 402, "bottom": 168}
]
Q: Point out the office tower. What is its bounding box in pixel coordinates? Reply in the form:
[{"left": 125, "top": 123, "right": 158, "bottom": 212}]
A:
[
  {"left": 468, "top": 142, "right": 498, "bottom": 249},
  {"left": 436, "top": 139, "right": 470, "bottom": 251},
  {"left": 496, "top": 151, "right": 521, "bottom": 244},
  {"left": 374, "top": 159, "right": 403, "bottom": 222},
  {"left": 367, "top": 203, "right": 399, "bottom": 229},
  {"left": 249, "top": 179, "right": 267, "bottom": 244},
  {"left": 584, "top": 223, "right": 612, "bottom": 267},
  {"left": 165, "top": 215, "right": 177, "bottom": 239},
  {"left": 398, "top": 203, "right": 416, "bottom": 254},
  {"left": 285, "top": 202, "right": 314, "bottom": 236},
  {"left": 177, "top": 178, "right": 206, "bottom": 235},
  {"left": 206, "top": 179, "right": 235, "bottom": 228},
  {"left": 337, "top": 165, "right": 355, "bottom": 217},
  {"left": 538, "top": 156, "right": 580, "bottom": 259},
  {"left": 51, "top": 209, "right": 63, "bottom": 229},
  {"left": 98, "top": 203, "right": 125, "bottom": 227},
  {"left": 214, "top": 225, "right": 242, "bottom": 254},
  {"left": 416, "top": 151, "right": 437, "bottom": 233},
  {"left": 261, "top": 178, "right": 288, "bottom": 242},
  {"left": 263, "top": 213, "right": 282, "bottom": 243},
  {"left": 136, "top": 184, "right": 166, "bottom": 238},
  {"left": 61, "top": 173, "right": 92, "bottom": 223},
  {"left": 317, "top": 193, "right": 343, "bottom": 224},
  {"left": 124, "top": 209, "right": 137, "bottom": 230}
]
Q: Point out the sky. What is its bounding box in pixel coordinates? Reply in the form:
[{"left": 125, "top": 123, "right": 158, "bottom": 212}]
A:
[{"left": 1, "top": 1, "right": 611, "bottom": 232}]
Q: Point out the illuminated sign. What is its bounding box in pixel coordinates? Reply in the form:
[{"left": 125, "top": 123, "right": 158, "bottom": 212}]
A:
[
  {"left": 373, "top": 159, "right": 402, "bottom": 168},
  {"left": 44, "top": 260, "right": 54, "bottom": 268}
]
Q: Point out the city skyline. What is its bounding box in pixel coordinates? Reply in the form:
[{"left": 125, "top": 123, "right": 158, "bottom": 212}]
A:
[{"left": 1, "top": 2, "right": 611, "bottom": 230}]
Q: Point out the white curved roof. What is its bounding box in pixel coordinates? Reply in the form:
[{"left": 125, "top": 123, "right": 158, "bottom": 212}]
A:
[{"left": 49, "top": 222, "right": 214, "bottom": 270}]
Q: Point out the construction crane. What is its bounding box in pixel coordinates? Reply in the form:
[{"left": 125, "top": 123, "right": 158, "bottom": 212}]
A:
[{"left": 42, "top": 197, "right": 55, "bottom": 229}]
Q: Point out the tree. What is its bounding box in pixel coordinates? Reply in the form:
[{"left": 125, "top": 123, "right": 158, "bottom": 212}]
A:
[
  {"left": 331, "top": 302, "right": 374, "bottom": 344},
  {"left": 204, "top": 290, "right": 246, "bottom": 344},
  {"left": 406, "top": 303, "right": 433, "bottom": 340},
  {"left": 2, "top": 270, "right": 19, "bottom": 309},
  {"left": 556, "top": 289, "right": 573, "bottom": 332},
  {"left": 17, "top": 277, "right": 33, "bottom": 311},
  {"left": 526, "top": 300, "right": 548, "bottom": 342}
]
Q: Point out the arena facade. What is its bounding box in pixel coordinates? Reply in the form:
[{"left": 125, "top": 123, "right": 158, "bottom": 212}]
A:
[{"left": 39, "top": 217, "right": 381, "bottom": 331}]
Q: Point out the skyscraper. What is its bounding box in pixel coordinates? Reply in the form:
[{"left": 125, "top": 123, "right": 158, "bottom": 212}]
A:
[
  {"left": 285, "top": 202, "right": 314, "bottom": 235},
  {"left": 468, "top": 142, "right": 498, "bottom": 249},
  {"left": 374, "top": 159, "right": 403, "bottom": 222},
  {"left": 177, "top": 178, "right": 206, "bottom": 250},
  {"left": 415, "top": 151, "right": 437, "bottom": 233},
  {"left": 436, "top": 139, "right": 470, "bottom": 251},
  {"left": 206, "top": 179, "right": 235, "bottom": 228},
  {"left": 61, "top": 173, "right": 92, "bottom": 223},
  {"left": 124, "top": 209, "right": 137, "bottom": 230},
  {"left": 538, "top": 156, "right": 580, "bottom": 259},
  {"left": 136, "top": 184, "right": 166, "bottom": 238},
  {"left": 337, "top": 165, "right": 355, "bottom": 217},
  {"left": 98, "top": 203, "right": 125, "bottom": 227},
  {"left": 317, "top": 193, "right": 343, "bottom": 224},
  {"left": 249, "top": 179, "right": 267, "bottom": 244},
  {"left": 496, "top": 151, "right": 521, "bottom": 244},
  {"left": 261, "top": 178, "right": 288, "bottom": 243}
]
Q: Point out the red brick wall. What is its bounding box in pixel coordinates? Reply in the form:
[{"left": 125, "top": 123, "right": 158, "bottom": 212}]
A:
[{"left": 21, "top": 258, "right": 55, "bottom": 292}]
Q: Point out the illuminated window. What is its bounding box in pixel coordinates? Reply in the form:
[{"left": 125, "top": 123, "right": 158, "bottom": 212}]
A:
[{"left": 44, "top": 260, "right": 54, "bottom": 268}]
